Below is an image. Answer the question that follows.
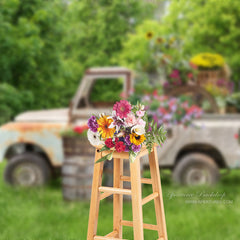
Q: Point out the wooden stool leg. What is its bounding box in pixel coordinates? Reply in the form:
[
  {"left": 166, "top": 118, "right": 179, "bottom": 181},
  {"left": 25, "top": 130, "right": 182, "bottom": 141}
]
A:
[
  {"left": 130, "top": 157, "right": 144, "bottom": 240},
  {"left": 149, "top": 147, "right": 168, "bottom": 240},
  {"left": 113, "top": 158, "right": 123, "bottom": 238},
  {"left": 87, "top": 150, "right": 104, "bottom": 240}
]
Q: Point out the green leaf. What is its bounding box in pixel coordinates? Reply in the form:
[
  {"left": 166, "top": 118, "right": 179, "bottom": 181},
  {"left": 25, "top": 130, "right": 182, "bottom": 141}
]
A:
[
  {"left": 95, "top": 153, "right": 112, "bottom": 164},
  {"left": 129, "top": 151, "right": 138, "bottom": 163},
  {"left": 98, "top": 146, "right": 110, "bottom": 152}
]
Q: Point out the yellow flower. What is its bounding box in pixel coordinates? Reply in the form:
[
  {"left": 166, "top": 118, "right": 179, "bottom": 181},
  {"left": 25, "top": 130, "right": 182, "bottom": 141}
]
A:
[
  {"left": 190, "top": 53, "right": 224, "bottom": 69},
  {"left": 97, "top": 115, "right": 115, "bottom": 139},
  {"left": 130, "top": 133, "right": 146, "bottom": 146},
  {"left": 145, "top": 31, "right": 154, "bottom": 40}
]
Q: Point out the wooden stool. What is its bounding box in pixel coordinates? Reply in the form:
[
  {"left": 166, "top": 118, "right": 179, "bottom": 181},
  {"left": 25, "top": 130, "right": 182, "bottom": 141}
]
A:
[{"left": 87, "top": 145, "right": 168, "bottom": 240}]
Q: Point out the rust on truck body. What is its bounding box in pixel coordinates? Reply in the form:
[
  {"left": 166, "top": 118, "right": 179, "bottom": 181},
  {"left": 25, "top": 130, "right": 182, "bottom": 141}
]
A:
[{"left": 0, "top": 122, "right": 67, "bottom": 166}]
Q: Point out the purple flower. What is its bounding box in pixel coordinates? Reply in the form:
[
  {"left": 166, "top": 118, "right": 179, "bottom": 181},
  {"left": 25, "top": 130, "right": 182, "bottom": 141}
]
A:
[
  {"left": 124, "top": 145, "right": 130, "bottom": 152},
  {"left": 132, "top": 144, "right": 141, "bottom": 153},
  {"left": 216, "top": 79, "right": 225, "bottom": 87},
  {"left": 88, "top": 116, "right": 98, "bottom": 132},
  {"left": 125, "top": 135, "right": 131, "bottom": 146}
]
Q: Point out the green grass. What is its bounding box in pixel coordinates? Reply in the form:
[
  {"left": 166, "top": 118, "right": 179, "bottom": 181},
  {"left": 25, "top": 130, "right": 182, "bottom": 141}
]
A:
[{"left": 0, "top": 162, "right": 239, "bottom": 240}]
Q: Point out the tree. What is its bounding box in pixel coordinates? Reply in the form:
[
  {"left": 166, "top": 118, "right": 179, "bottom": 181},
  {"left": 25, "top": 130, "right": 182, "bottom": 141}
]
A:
[
  {"left": 163, "top": 0, "right": 240, "bottom": 83},
  {"left": 0, "top": 0, "right": 70, "bottom": 109}
]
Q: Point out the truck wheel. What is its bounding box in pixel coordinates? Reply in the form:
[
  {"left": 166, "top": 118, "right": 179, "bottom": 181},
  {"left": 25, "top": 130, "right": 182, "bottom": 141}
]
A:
[
  {"left": 4, "top": 153, "right": 51, "bottom": 186},
  {"left": 173, "top": 153, "right": 220, "bottom": 185}
]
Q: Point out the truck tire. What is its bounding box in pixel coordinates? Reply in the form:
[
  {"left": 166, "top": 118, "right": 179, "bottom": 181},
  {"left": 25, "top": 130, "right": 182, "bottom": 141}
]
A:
[
  {"left": 173, "top": 153, "right": 220, "bottom": 185},
  {"left": 4, "top": 153, "right": 51, "bottom": 186}
]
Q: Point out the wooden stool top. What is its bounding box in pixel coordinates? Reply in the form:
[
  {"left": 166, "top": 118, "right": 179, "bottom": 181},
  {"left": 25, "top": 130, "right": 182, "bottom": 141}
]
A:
[{"left": 95, "top": 143, "right": 158, "bottom": 160}]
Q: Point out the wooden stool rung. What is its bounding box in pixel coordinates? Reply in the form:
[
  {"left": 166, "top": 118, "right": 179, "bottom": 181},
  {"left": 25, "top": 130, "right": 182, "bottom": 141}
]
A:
[
  {"left": 99, "top": 186, "right": 132, "bottom": 195},
  {"left": 142, "top": 192, "right": 159, "bottom": 205},
  {"left": 121, "top": 220, "right": 158, "bottom": 231},
  {"left": 100, "top": 192, "right": 112, "bottom": 200},
  {"left": 105, "top": 230, "right": 118, "bottom": 237},
  {"left": 120, "top": 176, "right": 152, "bottom": 184},
  {"left": 94, "top": 236, "right": 126, "bottom": 240}
]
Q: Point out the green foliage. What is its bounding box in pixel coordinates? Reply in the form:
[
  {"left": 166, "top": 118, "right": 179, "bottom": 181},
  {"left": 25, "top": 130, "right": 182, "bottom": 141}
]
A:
[
  {"left": 63, "top": 0, "right": 154, "bottom": 103},
  {"left": 0, "top": 83, "right": 34, "bottom": 124},
  {"left": 0, "top": 0, "right": 69, "bottom": 109},
  {"left": 227, "top": 92, "right": 240, "bottom": 111},
  {"left": 60, "top": 129, "right": 87, "bottom": 138},
  {"left": 164, "top": 0, "right": 240, "bottom": 83},
  {"left": 0, "top": 0, "right": 153, "bottom": 123},
  {"left": 145, "top": 120, "right": 167, "bottom": 154},
  {"left": 89, "top": 79, "right": 122, "bottom": 103}
]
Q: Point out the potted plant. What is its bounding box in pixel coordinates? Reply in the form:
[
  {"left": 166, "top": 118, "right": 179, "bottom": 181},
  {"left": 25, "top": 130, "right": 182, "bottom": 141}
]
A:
[
  {"left": 61, "top": 124, "right": 94, "bottom": 156},
  {"left": 61, "top": 124, "right": 96, "bottom": 201},
  {"left": 190, "top": 52, "right": 230, "bottom": 87}
]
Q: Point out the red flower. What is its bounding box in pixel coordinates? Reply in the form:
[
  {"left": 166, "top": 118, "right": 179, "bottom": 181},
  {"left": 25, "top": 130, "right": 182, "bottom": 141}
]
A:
[
  {"left": 115, "top": 141, "right": 125, "bottom": 152},
  {"left": 189, "top": 62, "right": 198, "bottom": 69},
  {"left": 105, "top": 138, "right": 115, "bottom": 148},
  {"left": 74, "top": 125, "right": 89, "bottom": 134},
  {"left": 187, "top": 72, "right": 193, "bottom": 79},
  {"left": 153, "top": 89, "right": 158, "bottom": 97},
  {"left": 234, "top": 133, "right": 239, "bottom": 139}
]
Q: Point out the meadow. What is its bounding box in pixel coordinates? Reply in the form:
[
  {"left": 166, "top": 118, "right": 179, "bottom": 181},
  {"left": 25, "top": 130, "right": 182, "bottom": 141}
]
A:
[{"left": 0, "top": 162, "right": 239, "bottom": 240}]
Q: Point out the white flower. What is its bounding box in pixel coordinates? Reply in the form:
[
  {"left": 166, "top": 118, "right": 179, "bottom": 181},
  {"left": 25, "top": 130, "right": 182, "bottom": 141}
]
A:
[
  {"left": 108, "top": 110, "right": 124, "bottom": 131},
  {"left": 87, "top": 129, "right": 103, "bottom": 146},
  {"left": 131, "top": 125, "right": 145, "bottom": 135}
]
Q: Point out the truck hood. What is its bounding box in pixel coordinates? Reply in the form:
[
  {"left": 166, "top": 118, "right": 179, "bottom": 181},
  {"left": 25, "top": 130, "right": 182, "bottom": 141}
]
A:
[{"left": 15, "top": 108, "right": 69, "bottom": 122}]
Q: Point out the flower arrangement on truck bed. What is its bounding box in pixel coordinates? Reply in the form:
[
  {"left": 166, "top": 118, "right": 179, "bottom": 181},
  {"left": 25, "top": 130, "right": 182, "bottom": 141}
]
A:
[{"left": 87, "top": 100, "right": 166, "bottom": 163}]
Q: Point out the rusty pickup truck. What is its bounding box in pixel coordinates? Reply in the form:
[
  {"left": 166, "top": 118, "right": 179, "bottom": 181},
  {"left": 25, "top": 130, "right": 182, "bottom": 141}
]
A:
[{"left": 0, "top": 67, "right": 240, "bottom": 186}]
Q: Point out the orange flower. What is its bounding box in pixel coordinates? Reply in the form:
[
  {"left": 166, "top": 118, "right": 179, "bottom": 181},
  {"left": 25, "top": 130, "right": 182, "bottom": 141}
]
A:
[{"left": 97, "top": 115, "right": 115, "bottom": 139}]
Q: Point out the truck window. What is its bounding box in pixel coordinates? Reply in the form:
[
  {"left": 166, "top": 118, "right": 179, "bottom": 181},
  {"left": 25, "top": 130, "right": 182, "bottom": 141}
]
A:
[{"left": 89, "top": 78, "right": 123, "bottom": 107}]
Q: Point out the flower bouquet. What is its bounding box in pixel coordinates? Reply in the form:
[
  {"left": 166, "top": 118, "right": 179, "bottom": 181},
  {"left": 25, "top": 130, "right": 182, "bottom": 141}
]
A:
[{"left": 87, "top": 100, "right": 166, "bottom": 163}]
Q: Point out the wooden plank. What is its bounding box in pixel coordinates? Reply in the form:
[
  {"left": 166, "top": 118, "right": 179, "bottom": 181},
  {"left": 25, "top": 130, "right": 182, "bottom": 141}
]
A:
[
  {"left": 105, "top": 230, "right": 118, "bottom": 237},
  {"left": 120, "top": 176, "right": 152, "bottom": 184},
  {"left": 113, "top": 158, "right": 123, "bottom": 238},
  {"left": 142, "top": 192, "right": 159, "bottom": 205},
  {"left": 121, "top": 220, "right": 158, "bottom": 231},
  {"left": 130, "top": 157, "right": 144, "bottom": 240},
  {"left": 87, "top": 150, "right": 104, "bottom": 240},
  {"left": 99, "top": 192, "right": 112, "bottom": 200},
  {"left": 99, "top": 186, "right": 131, "bottom": 195},
  {"left": 149, "top": 147, "right": 168, "bottom": 240},
  {"left": 94, "top": 236, "right": 126, "bottom": 240}
]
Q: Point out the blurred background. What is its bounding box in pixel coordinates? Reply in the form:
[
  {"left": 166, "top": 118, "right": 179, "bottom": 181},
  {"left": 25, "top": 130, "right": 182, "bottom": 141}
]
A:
[{"left": 0, "top": 0, "right": 240, "bottom": 239}]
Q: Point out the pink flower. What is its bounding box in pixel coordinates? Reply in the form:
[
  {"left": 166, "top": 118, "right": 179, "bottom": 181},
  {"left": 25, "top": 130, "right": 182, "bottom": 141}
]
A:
[
  {"left": 125, "top": 113, "right": 137, "bottom": 127},
  {"left": 169, "top": 69, "right": 180, "bottom": 79},
  {"left": 136, "top": 110, "right": 145, "bottom": 117},
  {"left": 120, "top": 91, "right": 127, "bottom": 99},
  {"left": 113, "top": 100, "right": 132, "bottom": 118},
  {"left": 137, "top": 118, "right": 146, "bottom": 127}
]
